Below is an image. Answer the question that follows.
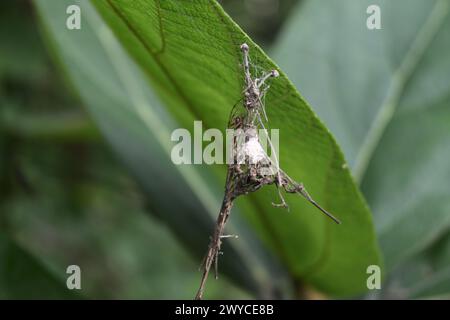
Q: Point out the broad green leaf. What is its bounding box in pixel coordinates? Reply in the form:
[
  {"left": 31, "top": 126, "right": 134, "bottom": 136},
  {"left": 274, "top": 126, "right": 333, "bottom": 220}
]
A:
[
  {"left": 34, "top": 0, "right": 287, "bottom": 298},
  {"left": 90, "top": 0, "right": 381, "bottom": 296},
  {"left": 274, "top": 0, "right": 450, "bottom": 273},
  {"left": 0, "top": 234, "right": 76, "bottom": 299}
]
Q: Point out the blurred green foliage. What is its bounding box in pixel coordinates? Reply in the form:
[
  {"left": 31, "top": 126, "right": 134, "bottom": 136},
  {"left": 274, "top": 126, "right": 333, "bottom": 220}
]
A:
[{"left": 274, "top": 0, "right": 450, "bottom": 299}]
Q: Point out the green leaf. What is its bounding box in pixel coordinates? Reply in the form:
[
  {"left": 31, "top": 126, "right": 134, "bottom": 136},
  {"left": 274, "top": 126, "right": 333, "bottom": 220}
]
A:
[
  {"left": 34, "top": 0, "right": 288, "bottom": 298},
  {"left": 274, "top": 0, "right": 450, "bottom": 273},
  {"left": 0, "top": 234, "right": 76, "bottom": 299},
  {"left": 88, "top": 0, "right": 381, "bottom": 296}
]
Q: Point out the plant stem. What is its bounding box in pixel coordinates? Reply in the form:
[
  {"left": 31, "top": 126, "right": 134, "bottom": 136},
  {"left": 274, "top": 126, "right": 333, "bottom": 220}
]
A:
[{"left": 195, "top": 171, "right": 235, "bottom": 300}]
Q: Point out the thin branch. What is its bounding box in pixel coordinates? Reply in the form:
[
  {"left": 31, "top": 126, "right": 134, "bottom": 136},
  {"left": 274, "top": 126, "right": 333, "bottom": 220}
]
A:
[{"left": 195, "top": 171, "right": 235, "bottom": 300}]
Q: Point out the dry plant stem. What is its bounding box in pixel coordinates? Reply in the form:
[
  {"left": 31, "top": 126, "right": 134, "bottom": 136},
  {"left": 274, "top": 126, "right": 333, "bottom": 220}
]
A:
[
  {"left": 195, "top": 171, "right": 235, "bottom": 300},
  {"left": 195, "top": 43, "right": 340, "bottom": 300}
]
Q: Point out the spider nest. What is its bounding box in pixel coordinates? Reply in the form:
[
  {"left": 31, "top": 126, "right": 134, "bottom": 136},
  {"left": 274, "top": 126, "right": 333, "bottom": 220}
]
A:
[{"left": 195, "top": 43, "right": 340, "bottom": 300}]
